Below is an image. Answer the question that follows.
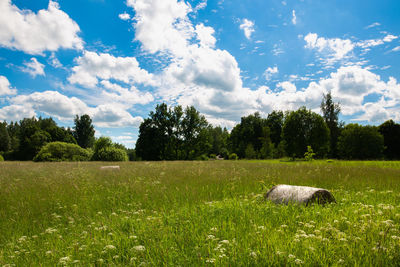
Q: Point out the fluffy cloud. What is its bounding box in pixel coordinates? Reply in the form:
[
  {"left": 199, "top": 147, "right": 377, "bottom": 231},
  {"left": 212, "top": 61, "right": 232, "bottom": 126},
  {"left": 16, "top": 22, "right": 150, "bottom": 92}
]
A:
[
  {"left": 357, "top": 34, "right": 398, "bottom": 48},
  {"left": 239, "top": 19, "right": 255, "bottom": 40},
  {"left": 68, "top": 51, "right": 155, "bottom": 88},
  {"left": 305, "top": 33, "right": 399, "bottom": 65},
  {"left": 127, "top": 0, "right": 193, "bottom": 57},
  {"left": 195, "top": 23, "right": 216, "bottom": 48},
  {"left": 118, "top": 13, "right": 131, "bottom": 20},
  {"left": 91, "top": 105, "right": 143, "bottom": 127},
  {"left": 100, "top": 80, "right": 154, "bottom": 107},
  {"left": 5, "top": 90, "right": 144, "bottom": 127},
  {"left": 304, "top": 33, "right": 355, "bottom": 64},
  {"left": 0, "top": 75, "right": 17, "bottom": 95},
  {"left": 0, "top": 105, "right": 36, "bottom": 121},
  {"left": 12, "top": 91, "right": 88, "bottom": 120},
  {"left": 264, "top": 66, "right": 278, "bottom": 80},
  {"left": 21, "top": 58, "right": 45, "bottom": 78},
  {"left": 0, "top": 0, "right": 83, "bottom": 54}
]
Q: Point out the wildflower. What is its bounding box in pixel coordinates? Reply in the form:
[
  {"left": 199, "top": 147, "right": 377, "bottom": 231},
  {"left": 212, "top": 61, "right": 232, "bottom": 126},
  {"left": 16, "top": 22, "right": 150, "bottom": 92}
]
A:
[
  {"left": 250, "top": 251, "right": 257, "bottom": 258},
  {"left": 220, "top": 240, "right": 230, "bottom": 245},
  {"left": 206, "top": 258, "right": 215, "bottom": 263},
  {"left": 104, "top": 245, "right": 116, "bottom": 250},
  {"left": 295, "top": 259, "right": 303, "bottom": 265},
  {"left": 133, "top": 245, "right": 146, "bottom": 251},
  {"left": 46, "top": 251, "right": 52, "bottom": 255},
  {"left": 207, "top": 234, "right": 216, "bottom": 240},
  {"left": 129, "top": 235, "right": 138, "bottom": 239},
  {"left": 288, "top": 254, "right": 296, "bottom": 259},
  {"left": 59, "top": 256, "right": 71, "bottom": 264},
  {"left": 45, "top": 228, "right": 57, "bottom": 234}
]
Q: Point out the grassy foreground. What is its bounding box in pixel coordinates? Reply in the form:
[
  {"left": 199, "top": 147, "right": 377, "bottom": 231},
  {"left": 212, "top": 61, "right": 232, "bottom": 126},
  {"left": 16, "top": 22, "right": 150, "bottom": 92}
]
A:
[{"left": 1, "top": 160, "right": 400, "bottom": 266}]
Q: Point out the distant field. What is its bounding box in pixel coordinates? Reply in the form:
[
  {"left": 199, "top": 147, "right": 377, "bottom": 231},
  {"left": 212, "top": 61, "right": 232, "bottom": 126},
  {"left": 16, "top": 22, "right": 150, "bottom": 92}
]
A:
[{"left": 1, "top": 161, "right": 400, "bottom": 266}]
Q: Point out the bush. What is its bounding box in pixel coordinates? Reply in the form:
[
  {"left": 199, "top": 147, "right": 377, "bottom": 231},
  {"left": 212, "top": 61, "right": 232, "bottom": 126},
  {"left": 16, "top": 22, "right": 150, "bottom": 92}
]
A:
[
  {"left": 0, "top": 154, "right": 4, "bottom": 161},
  {"left": 33, "top": 142, "right": 92, "bottom": 162},
  {"left": 94, "top": 147, "right": 128, "bottom": 161},
  {"left": 91, "top": 137, "right": 128, "bottom": 161},
  {"left": 229, "top": 153, "right": 238, "bottom": 160}
]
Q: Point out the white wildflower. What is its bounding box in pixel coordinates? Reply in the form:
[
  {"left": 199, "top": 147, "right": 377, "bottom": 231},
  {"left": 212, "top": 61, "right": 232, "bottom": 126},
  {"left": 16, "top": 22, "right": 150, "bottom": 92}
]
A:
[{"left": 133, "top": 245, "right": 146, "bottom": 251}]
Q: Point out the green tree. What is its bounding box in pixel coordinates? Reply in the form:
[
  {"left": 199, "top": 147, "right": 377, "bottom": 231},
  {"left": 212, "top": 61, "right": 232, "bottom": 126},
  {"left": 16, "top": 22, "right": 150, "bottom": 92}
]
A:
[
  {"left": 229, "top": 112, "right": 268, "bottom": 158},
  {"left": 136, "top": 104, "right": 210, "bottom": 160},
  {"left": 320, "top": 92, "right": 342, "bottom": 158},
  {"left": 338, "top": 124, "right": 384, "bottom": 160},
  {"left": 0, "top": 122, "right": 10, "bottom": 152},
  {"left": 181, "top": 106, "right": 210, "bottom": 159},
  {"left": 266, "top": 110, "right": 284, "bottom": 147},
  {"left": 282, "top": 107, "right": 330, "bottom": 159},
  {"left": 73, "top": 114, "right": 95, "bottom": 148},
  {"left": 245, "top": 143, "right": 256, "bottom": 159},
  {"left": 18, "top": 117, "right": 47, "bottom": 160},
  {"left": 378, "top": 120, "right": 400, "bottom": 159}
]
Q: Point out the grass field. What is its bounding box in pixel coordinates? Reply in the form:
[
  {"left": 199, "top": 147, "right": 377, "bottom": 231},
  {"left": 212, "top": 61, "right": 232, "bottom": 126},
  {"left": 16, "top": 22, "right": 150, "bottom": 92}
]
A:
[{"left": 1, "top": 160, "right": 400, "bottom": 266}]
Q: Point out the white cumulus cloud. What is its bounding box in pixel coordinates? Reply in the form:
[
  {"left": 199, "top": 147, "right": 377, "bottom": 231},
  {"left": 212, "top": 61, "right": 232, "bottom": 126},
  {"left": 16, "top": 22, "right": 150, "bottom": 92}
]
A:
[
  {"left": 304, "top": 33, "right": 355, "bottom": 64},
  {"left": 239, "top": 19, "right": 255, "bottom": 40},
  {"left": 264, "top": 66, "right": 278, "bottom": 80},
  {"left": 68, "top": 51, "right": 156, "bottom": 88},
  {"left": 0, "top": 75, "right": 17, "bottom": 95},
  {"left": 0, "top": 0, "right": 83, "bottom": 54},
  {"left": 21, "top": 58, "right": 45, "bottom": 78}
]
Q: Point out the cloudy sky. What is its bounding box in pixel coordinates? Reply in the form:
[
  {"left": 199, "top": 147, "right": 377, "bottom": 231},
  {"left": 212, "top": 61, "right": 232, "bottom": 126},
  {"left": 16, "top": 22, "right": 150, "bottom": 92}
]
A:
[{"left": 0, "top": 0, "right": 399, "bottom": 147}]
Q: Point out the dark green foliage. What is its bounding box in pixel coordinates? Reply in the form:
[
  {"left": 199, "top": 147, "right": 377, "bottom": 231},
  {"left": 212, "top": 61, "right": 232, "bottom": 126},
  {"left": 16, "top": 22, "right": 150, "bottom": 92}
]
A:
[
  {"left": 136, "top": 104, "right": 211, "bottom": 160},
  {"left": 378, "top": 120, "right": 400, "bottom": 159},
  {"left": 33, "top": 142, "right": 92, "bottom": 162},
  {"left": 73, "top": 114, "right": 95, "bottom": 148},
  {"left": 94, "top": 147, "right": 128, "bottom": 161},
  {"left": 92, "top": 137, "right": 128, "bottom": 161},
  {"left": 229, "top": 112, "right": 268, "bottom": 158},
  {"left": 282, "top": 107, "right": 330, "bottom": 159},
  {"left": 0, "top": 122, "right": 10, "bottom": 152},
  {"left": 245, "top": 143, "right": 256, "bottom": 159},
  {"left": 338, "top": 124, "right": 384, "bottom": 160},
  {"left": 3, "top": 117, "right": 77, "bottom": 160},
  {"left": 266, "top": 110, "right": 284, "bottom": 146},
  {"left": 321, "top": 92, "right": 342, "bottom": 158},
  {"left": 209, "top": 126, "right": 229, "bottom": 157}
]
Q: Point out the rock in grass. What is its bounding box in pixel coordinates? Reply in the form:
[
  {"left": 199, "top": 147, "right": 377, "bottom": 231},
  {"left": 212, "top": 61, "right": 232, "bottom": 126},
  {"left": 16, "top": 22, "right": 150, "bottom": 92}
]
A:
[
  {"left": 100, "top": 166, "right": 120, "bottom": 170},
  {"left": 265, "top": 184, "right": 335, "bottom": 205}
]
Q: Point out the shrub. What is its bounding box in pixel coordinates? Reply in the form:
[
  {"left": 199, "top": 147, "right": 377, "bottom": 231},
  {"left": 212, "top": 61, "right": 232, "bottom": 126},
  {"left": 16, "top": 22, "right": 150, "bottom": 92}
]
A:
[
  {"left": 229, "top": 153, "right": 238, "bottom": 160},
  {"left": 304, "top": 146, "right": 315, "bottom": 161},
  {"left": 0, "top": 154, "right": 4, "bottom": 161},
  {"left": 94, "top": 147, "right": 128, "bottom": 161},
  {"left": 33, "top": 142, "right": 92, "bottom": 162},
  {"left": 91, "top": 137, "right": 128, "bottom": 161}
]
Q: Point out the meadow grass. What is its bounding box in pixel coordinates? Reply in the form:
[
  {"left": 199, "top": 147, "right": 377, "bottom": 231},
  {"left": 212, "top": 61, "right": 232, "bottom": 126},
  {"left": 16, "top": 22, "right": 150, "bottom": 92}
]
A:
[{"left": 0, "top": 160, "right": 400, "bottom": 266}]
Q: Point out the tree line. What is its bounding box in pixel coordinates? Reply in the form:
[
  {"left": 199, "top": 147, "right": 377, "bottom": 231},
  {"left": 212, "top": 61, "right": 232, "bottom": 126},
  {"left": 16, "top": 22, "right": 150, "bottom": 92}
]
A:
[
  {"left": 0, "top": 93, "right": 399, "bottom": 161},
  {"left": 0, "top": 115, "right": 133, "bottom": 162}
]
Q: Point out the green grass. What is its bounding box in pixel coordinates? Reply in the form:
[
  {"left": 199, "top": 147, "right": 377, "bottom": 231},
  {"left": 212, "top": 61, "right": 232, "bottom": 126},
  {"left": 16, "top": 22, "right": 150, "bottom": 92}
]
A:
[{"left": 1, "top": 160, "right": 400, "bottom": 266}]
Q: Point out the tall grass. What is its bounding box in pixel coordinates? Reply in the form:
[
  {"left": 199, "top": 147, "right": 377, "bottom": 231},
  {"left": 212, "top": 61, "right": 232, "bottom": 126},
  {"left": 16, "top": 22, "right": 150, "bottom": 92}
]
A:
[{"left": 0, "top": 161, "right": 399, "bottom": 266}]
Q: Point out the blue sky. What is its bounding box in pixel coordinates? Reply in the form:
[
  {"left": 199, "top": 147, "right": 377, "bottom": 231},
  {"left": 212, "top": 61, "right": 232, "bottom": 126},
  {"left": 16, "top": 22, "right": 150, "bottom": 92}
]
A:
[{"left": 1, "top": 0, "right": 400, "bottom": 147}]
